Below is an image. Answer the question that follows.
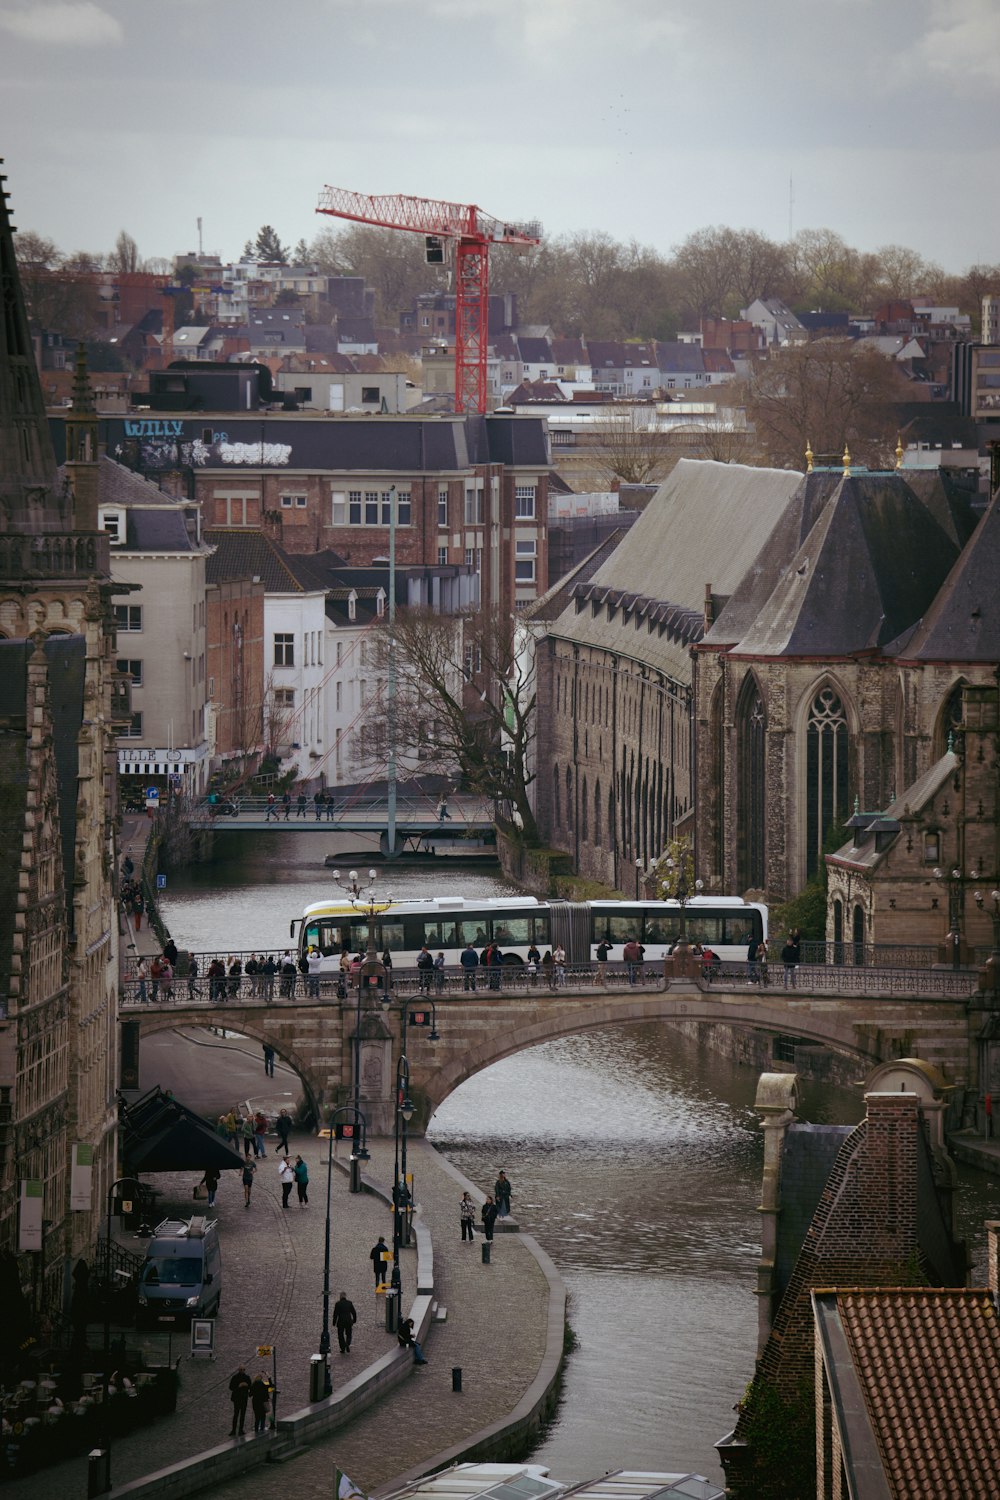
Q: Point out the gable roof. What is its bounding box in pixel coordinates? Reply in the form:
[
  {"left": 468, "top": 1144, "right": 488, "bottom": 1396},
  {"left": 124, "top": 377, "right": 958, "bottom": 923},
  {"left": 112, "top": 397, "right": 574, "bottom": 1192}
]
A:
[
  {"left": 813, "top": 1287, "right": 1000, "bottom": 1499},
  {"left": 655, "top": 341, "right": 706, "bottom": 374},
  {"left": 900, "top": 491, "right": 1000, "bottom": 662},
  {"left": 205, "top": 528, "right": 331, "bottom": 593}
]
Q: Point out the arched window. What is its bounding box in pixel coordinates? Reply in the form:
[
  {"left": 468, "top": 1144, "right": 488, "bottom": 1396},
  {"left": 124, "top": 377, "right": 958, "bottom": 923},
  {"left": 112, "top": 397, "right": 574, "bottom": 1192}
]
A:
[
  {"left": 608, "top": 787, "right": 616, "bottom": 850},
  {"left": 737, "top": 676, "right": 766, "bottom": 891},
  {"left": 565, "top": 766, "right": 573, "bottom": 830},
  {"left": 806, "top": 685, "right": 848, "bottom": 879},
  {"left": 852, "top": 904, "right": 865, "bottom": 966},
  {"left": 833, "top": 898, "right": 844, "bottom": 964},
  {"left": 937, "top": 681, "right": 966, "bottom": 758}
]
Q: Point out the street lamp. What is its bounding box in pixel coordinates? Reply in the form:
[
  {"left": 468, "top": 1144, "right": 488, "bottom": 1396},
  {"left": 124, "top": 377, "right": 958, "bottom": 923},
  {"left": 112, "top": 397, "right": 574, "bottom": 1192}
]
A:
[
  {"left": 934, "top": 866, "right": 965, "bottom": 969},
  {"left": 330, "top": 867, "right": 390, "bottom": 1190},
  {"left": 388, "top": 1050, "right": 414, "bottom": 1334},
  {"left": 634, "top": 857, "right": 643, "bottom": 899},
  {"left": 316, "top": 1103, "right": 370, "bottom": 1398},
  {"left": 93, "top": 1175, "right": 141, "bottom": 1495},
  {"left": 663, "top": 856, "right": 704, "bottom": 948}
]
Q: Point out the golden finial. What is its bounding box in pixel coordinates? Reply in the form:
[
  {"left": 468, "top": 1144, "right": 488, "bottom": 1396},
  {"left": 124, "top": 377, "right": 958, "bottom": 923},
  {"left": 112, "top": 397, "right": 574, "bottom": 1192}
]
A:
[
  {"left": 805, "top": 440, "right": 814, "bottom": 473},
  {"left": 842, "top": 444, "right": 851, "bottom": 476},
  {"left": 895, "top": 432, "right": 904, "bottom": 470}
]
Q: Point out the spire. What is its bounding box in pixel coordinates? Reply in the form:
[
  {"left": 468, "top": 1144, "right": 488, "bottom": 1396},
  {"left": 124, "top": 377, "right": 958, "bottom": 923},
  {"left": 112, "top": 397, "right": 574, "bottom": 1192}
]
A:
[
  {"left": 0, "top": 158, "right": 68, "bottom": 534},
  {"left": 805, "top": 439, "right": 814, "bottom": 473},
  {"left": 842, "top": 444, "right": 852, "bottom": 476},
  {"left": 895, "top": 432, "right": 904, "bottom": 470}
]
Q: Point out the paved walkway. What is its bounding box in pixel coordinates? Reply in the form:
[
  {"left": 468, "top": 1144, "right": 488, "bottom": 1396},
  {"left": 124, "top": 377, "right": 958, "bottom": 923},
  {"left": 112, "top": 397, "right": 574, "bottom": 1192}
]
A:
[{"left": 7, "top": 1132, "right": 553, "bottom": 1500}]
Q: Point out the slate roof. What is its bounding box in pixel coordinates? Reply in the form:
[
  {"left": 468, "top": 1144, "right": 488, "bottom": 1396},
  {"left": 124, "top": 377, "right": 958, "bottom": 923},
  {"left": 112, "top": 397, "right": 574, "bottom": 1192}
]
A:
[
  {"left": 827, "top": 753, "right": 958, "bottom": 873},
  {"left": 706, "top": 471, "right": 978, "bottom": 658},
  {"left": 813, "top": 1287, "right": 1000, "bottom": 1499},
  {"left": 550, "top": 336, "right": 588, "bottom": 365},
  {"left": 516, "top": 336, "right": 552, "bottom": 364},
  {"left": 205, "top": 529, "right": 332, "bottom": 593},
  {"left": 655, "top": 341, "right": 706, "bottom": 374},
  {"left": 58, "top": 455, "right": 173, "bottom": 507},
  {"left": 546, "top": 459, "right": 802, "bottom": 680},
  {"left": 900, "top": 492, "right": 1000, "bottom": 662}
]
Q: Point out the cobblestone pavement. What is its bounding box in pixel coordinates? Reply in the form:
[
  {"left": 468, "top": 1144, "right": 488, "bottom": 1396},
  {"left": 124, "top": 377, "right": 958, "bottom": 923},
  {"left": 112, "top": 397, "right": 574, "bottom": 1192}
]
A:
[{"left": 7, "top": 1136, "right": 552, "bottom": 1500}]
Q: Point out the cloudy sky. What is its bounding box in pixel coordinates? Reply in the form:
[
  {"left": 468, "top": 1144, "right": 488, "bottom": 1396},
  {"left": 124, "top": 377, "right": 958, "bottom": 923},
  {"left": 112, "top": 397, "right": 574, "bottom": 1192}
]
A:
[{"left": 1, "top": 0, "right": 998, "bottom": 271}]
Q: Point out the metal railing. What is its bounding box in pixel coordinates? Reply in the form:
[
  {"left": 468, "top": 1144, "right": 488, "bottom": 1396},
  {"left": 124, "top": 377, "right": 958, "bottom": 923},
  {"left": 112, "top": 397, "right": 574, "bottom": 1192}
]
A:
[
  {"left": 186, "top": 794, "right": 494, "bottom": 827},
  {"left": 796, "top": 940, "right": 991, "bottom": 969},
  {"left": 118, "top": 956, "right": 980, "bottom": 1008}
]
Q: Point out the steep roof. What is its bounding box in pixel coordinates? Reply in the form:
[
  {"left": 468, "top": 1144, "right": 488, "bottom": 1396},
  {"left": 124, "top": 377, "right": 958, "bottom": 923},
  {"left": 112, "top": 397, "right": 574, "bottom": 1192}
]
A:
[
  {"left": 900, "top": 490, "right": 1000, "bottom": 662},
  {"left": 655, "top": 341, "right": 705, "bottom": 374},
  {"left": 813, "top": 1287, "right": 1000, "bottom": 1499},
  {"left": 205, "top": 529, "right": 330, "bottom": 593},
  {"left": 709, "top": 471, "right": 975, "bottom": 658},
  {"left": 545, "top": 459, "right": 802, "bottom": 679}
]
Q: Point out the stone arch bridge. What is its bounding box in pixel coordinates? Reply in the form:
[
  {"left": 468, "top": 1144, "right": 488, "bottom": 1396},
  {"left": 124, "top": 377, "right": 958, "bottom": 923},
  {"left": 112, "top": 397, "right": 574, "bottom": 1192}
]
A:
[{"left": 122, "top": 976, "right": 979, "bottom": 1134}]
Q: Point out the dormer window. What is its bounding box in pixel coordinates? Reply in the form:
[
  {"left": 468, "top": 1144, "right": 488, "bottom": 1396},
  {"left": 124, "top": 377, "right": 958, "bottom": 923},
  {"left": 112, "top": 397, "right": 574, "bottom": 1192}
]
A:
[
  {"left": 348, "top": 590, "right": 357, "bottom": 622},
  {"left": 98, "top": 506, "right": 126, "bottom": 545}
]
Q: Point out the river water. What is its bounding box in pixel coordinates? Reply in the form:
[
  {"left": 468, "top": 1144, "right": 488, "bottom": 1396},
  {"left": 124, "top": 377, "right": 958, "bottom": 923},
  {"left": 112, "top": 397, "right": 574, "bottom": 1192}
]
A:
[{"left": 159, "top": 830, "right": 999, "bottom": 1484}]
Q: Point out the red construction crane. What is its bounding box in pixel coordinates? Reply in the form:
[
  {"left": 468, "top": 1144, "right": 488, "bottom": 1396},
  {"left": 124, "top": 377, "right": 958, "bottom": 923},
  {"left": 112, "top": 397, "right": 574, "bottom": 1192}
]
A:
[{"left": 316, "top": 184, "right": 540, "bottom": 415}]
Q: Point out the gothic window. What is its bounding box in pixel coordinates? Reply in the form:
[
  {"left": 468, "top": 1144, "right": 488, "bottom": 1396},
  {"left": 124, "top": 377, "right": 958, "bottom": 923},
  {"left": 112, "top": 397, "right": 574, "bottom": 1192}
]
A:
[
  {"left": 581, "top": 776, "right": 589, "bottom": 842},
  {"left": 806, "top": 685, "right": 848, "bottom": 879},
  {"left": 594, "top": 779, "right": 602, "bottom": 846},
  {"left": 939, "top": 682, "right": 966, "bottom": 757},
  {"left": 737, "top": 677, "right": 766, "bottom": 891},
  {"left": 552, "top": 764, "right": 561, "bottom": 829}
]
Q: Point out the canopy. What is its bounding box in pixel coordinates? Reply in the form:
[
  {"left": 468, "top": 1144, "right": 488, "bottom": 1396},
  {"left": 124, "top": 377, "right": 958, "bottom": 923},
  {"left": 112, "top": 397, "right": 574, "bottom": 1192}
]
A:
[{"left": 122, "top": 1087, "right": 245, "bottom": 1173}]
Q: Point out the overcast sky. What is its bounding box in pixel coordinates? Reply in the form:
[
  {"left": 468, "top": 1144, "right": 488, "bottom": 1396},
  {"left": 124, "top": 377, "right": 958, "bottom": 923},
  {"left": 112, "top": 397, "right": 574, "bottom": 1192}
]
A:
[{"left": 1, "top": 0, "right": 998, "bottom": 272}]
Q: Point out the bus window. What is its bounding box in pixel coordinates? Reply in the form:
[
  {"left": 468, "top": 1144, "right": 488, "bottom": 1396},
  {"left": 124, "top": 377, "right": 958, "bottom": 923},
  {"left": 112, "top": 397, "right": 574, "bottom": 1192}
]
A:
[
  {"left": 685, "top": 915, "right": 721, "bottom": 945},
  {"left": 531, "top": 913, "right": 551, "bottom": 945},
  {"left": 421, "top": 920, "right": 444, "bottom": 947},
  {"left": 605, "top": 913, "right": 636, "bottom": 944},
  {"left": 722, "top": 912, "right": 762, "bottom": 946},
  {"left": 643, "top": 914, "right": 678, "bottom": 946},
  {"left": 438, "top": 920, "right": 462, "bottom": 949},
  {"left": 379, "top": 920, "right": 406, "bottom": 952},
  {"left": 456, "top": 918, "right": 489, "bottom": 948},
  {"left": 494, "top": 917, "right": 530, "bottom": 945}
]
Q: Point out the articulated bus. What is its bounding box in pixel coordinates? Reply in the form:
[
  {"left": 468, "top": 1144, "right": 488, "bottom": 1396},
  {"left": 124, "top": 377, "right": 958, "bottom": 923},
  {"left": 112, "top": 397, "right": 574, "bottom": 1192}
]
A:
[{"left": 292, "top": 895, "right": 767, "bottom": 974}]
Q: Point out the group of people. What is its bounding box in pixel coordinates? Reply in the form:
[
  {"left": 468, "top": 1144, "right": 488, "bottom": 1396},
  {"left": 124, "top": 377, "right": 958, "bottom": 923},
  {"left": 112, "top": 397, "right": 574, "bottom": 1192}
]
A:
[
  {"left": 132, "top": 938, "right": 181, "bottom": 1003},
  {"left": 120, "top": 865, "right": 145, "bottom": 931},
  {"left": 227, "top": 1365, "right": 273, "bottom": 1436},
  {"left": 746, "top": 930, "right": 800, "bottom": 985},
  {"left": 458, "top": 1170, "right": 513, "bottom": 1242},
  {"left": 264, "top": 787, "right": 340, "bottom": 822}
]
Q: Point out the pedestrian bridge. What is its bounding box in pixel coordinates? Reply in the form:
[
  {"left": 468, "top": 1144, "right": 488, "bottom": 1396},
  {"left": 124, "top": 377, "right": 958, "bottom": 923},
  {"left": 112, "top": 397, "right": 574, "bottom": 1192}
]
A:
[
  {"left": 119, "top": 965, "right": 979, "bottom": 1133},
  {"left": 183, "top": 793, "right": 495, "bottom": 854}
]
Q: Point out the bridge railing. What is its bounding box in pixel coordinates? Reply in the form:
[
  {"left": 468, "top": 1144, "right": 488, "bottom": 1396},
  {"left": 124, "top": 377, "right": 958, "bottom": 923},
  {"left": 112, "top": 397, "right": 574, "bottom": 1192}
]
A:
[
  {"left": 796, "top": 940, "right": 991, "bottom": 969},
  {"left": 186, "top": 794, "right": 494, "bottom": 826},
  {"left": 117, "top": 956, "right": 980, "bottom": 1008}
]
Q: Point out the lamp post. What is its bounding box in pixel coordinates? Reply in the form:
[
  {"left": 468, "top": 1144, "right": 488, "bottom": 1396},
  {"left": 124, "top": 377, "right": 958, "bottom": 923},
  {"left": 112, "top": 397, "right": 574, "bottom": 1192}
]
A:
[
  {"left": 316, "top": 1103, "right": 369, "bottom": 1398},
  {"left": 329, "top": 867, "right": 390, "bottom": 1191},
  {"left": 388, "top": 1050, "right": 414, "bottom": 1333},
  {"left": 634, "top": 856, "right": 643, "bottom": 899},
  {"left": 663, "top": 856, "right": 704, "bottom": 947},
  {"left": 94, "top": 1175, "right": 141, "bottom": 1496}
]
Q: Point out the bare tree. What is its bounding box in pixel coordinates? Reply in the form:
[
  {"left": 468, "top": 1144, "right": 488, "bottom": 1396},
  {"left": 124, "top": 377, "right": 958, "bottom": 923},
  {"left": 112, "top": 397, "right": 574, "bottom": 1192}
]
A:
[
  {"left": 107, "top": 230, "right": 141, "bottom": 274},
  {"left": 359, "top": 607, "right": 539, "bottom": 844},
  {"left": 595, "top": 403, "right": 674, "bottom": 486},
  {"left": 745, "top": 339, "right": 907, "bottom": 470}
]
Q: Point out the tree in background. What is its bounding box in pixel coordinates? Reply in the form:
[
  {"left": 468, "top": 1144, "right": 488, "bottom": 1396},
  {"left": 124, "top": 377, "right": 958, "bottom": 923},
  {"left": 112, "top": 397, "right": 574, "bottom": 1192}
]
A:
[
  {"left": 311, "top": 223, "right": 446, "bottom": 321},
  {"left": 745, "top": 339, "right": 907, "bottom": 470},
  {"left": 596, "top": 403, "right": 675, "bottom": 486},
  {"left": 107, "top": 229, "right": 142, "bottom": 274},
  {"left": 243, "top": 225, "right": 288, "bottom": 263},
  {"left": 359, "top": 606, "right": 539, "bottom": 845}
]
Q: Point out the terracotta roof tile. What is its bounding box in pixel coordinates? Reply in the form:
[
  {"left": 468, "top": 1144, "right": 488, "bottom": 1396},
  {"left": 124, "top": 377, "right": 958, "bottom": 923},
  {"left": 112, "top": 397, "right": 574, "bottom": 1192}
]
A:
[{"left": 837, "top": 1287, "right": 1000, "bottom": 1498}]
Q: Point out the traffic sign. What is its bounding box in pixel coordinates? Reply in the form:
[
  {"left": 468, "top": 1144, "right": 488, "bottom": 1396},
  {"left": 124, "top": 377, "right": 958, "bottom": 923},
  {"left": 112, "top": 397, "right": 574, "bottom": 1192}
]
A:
[
  {"left": 256, "top": 1345, "right": 273, "bottom": 1358},
  {"left": 156, "top": 874, "right": 167, "bottom": 890},
  {"left": 145, "top": 787, "right": 159, "bottom": 802}
]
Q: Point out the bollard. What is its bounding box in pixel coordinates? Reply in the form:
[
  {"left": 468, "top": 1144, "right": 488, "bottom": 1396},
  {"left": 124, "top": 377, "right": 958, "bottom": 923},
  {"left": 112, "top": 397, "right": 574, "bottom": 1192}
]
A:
[
  {"left": 452, "top": 1366, "right": 462, "bottom": 1392},
  {"left": 309, "top": 1353, "right": 326, "bottom": 1403},
  {"left": 87, "top": 1448, "right": 111, "bottom": 1498},
  {"left": 481, "top": 1240, "right": 491, "bottom": 1265}
]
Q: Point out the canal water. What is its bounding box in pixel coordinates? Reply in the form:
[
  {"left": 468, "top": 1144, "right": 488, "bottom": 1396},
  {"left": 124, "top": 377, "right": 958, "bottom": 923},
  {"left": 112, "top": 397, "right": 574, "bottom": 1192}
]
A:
[{"left": 159, "top": 831, "right": 999, "bottom": 1483}]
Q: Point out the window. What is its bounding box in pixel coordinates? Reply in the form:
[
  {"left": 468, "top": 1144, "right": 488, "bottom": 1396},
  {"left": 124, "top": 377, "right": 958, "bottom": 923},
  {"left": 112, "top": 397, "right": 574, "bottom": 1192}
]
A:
[
  {"left": 336, "top": 641, "right": 343, "bottom": 666},
  {"left": 438, "top": 546, "right": 448, "bottom": 565},
  {"left": 121, "top": 711, "right": 143, "bottom": 738},
  {"left": 114, "top": 605, "right": 142, "bottom": 633},
  {"left": 515, "top": 540, "right": 536, "bottom": 582},
  {"left": 438, "top": 488, "right": 449, "bottom": 527},
  {"left": 331, "top": 490, "right": 346, "bottom": 525},
  {"left": 116, "top": 658, "right": 143, "bottom": 686},
  {"left": 361, "top": 386, "right": 379, "bottom": 403},
  {"left": 218, "top": 494, "right": 251, "bottom": 526},
  {"left": 923, "top": 831, "right": 941, "bottom": 864},
  {"left": 465, "top": 547, "right": 475, "bottom": 567},
  {"left": 98, "top": 507, "right": 125, "bottom": 544},
  {"left": 463, "top": 643, "right": 482, "bottom": 679},
  {"left": 737, "top": 677, "right": 766, "bottom": 891},
  {"left": 336, "top": 681, "right": 342, "bottom": 711},
  {"left": 281, "top": 493, "right": 307, "bottom": 509},
  {"left": 365, "top": 490, "right": 379, "bottom": 525},
  {"left": 273, "top": 688, "right": 295, "bottom": 713},
  {"left": 806, "top": 686, "right": 849, "bottom": 879},
  {"left": 514, "top": 485, "right": 536, "bottom": 519},
  {"left": 397, "top": 490, "right": 411, "bottom": 526},
  {"left": 349, "top": 490, "right": 362, "bottom": 525},
  {"left": 274, "top": 633, "right": 295, "bottom": 667},
  {"left": 464, "top": 487, "right": 483, "bottom": 525}
]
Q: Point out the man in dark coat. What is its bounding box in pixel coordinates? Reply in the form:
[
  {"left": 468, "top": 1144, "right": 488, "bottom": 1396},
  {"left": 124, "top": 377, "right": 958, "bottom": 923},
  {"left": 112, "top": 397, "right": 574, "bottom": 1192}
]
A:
[
  {"left": 481, "top": 1194, "right": 499, "bottom": 1241},
  {"left": 229, "top": 1364, "right": 252, "bottom": 1434},
  {"left": 333, "top": 1290, "right": 357, "bottom": 1352},
  {"left": 370, "top": 1236, "right": 389, "bottom": 1286},
  {"left": 250, "top": 1372, "right": 271, "bottom": 1433}
]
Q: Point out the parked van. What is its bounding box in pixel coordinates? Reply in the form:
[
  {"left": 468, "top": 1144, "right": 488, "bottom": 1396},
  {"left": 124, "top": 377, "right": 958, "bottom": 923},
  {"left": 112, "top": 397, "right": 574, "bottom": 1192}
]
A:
[{"left": 137, "top": 1216, "right": 222, "bottom": 1326}]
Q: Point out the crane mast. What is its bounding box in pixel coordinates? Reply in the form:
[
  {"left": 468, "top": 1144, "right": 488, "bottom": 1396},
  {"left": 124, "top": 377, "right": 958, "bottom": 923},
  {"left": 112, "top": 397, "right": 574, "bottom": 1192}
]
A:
[{"left": 316, "top": 183, "right": 539, "bottom": 415}]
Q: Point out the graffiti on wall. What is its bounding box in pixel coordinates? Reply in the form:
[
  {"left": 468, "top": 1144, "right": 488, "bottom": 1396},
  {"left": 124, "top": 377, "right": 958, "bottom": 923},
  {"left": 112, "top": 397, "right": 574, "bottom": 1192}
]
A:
[{"left": 117, "top": 420, "right": 292, "bottom": 469}]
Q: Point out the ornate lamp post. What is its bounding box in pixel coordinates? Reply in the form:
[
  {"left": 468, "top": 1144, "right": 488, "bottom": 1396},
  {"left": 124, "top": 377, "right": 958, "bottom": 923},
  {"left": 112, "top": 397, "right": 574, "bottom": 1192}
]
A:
[
  {"left": 330, "top": 867, "right": 390, "bottom": 1191},
  {"left": 974, "top": 888, "right": 1000, "bottom": 994},
  {"left": 316, "top": 1103, "right": 369, "bottom": 1398},
  {"left": 387, "top": 1051, "right": 414, "bottom": 1334},
  {"left": 663, "top": 855, "right": 704, "bottom": 948},
  {"left": 934, "top": 866, "right": 966, "bottom": 969}
]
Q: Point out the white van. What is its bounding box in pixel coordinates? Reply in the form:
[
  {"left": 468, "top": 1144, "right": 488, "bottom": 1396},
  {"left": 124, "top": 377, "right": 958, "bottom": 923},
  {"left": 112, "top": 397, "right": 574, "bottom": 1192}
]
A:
[{"left": 137, "top": 1216, "right": 222, "bottom": 1326}]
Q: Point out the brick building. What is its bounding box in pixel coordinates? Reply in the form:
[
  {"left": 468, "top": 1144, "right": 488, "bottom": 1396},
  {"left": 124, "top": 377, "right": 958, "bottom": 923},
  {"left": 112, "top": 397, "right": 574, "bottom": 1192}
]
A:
[{"left": 50, "top": 411, "right": 550, "bottom": 619}]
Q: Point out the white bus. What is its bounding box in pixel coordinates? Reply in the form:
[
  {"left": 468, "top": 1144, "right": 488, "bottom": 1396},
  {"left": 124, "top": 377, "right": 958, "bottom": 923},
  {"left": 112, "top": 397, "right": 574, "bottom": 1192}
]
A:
[{"left": 292, "top": 894, "right": 766, "bottom": 973}]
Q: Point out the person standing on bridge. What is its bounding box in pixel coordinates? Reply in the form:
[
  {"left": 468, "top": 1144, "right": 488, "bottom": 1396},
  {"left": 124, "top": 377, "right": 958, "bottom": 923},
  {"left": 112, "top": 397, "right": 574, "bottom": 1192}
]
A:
[
  {"left": 307, "top": 946, "right": 323, "bottom": 998},
  {"left": 417, "top": 946, "right": 434, "bottom": 993},
  {"left": 553, "top": 943, "right": 567, "bottom": 988},
  {"left": 438, "top": 795, "right": 451, "bottom": 821},
  {"left": 780, "top": 935, "right": 798, "bottom": 988},
  {"left": 459, "top": 1192, "right": 475, "bottom": 1241},
  {"left": 314, "top": 788, "right": 325, "bottom": 820},
  {"left": 461, "top": 942, "right": 479, "bottom": 991},
  {"left": 265, "top": 792, "right": 278, "bottom": 822},
  {"left": 296, "top": 790, "right": 307, "bottom": 818},
  {"left": 595, "top": 938, "right": 611, "bottom": 986}
]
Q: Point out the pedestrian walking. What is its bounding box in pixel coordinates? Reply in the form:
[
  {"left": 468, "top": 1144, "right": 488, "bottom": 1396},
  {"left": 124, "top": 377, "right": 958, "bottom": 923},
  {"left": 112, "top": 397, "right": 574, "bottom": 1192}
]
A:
[
  {"left": 417, "top": 945, "right": 434, "bottom": 992},
  {"left": 398, "top": 1317, "right": 428, "bottom": 1364},
  {"left": 333, "top": 1291, "right": 357, "bottom": 1353},
  {"left": 461, "top": 941, "right": 479, "bottom": 992},
  {"left": 133, "top": 890, "right": 144, "bottom": 931},
  {"left": 200, "top": 1167, "right": 220, "bottom": 1209},
  {"left": 296, "top": 790, "right": 307, "bottom": 819},
  {"left": 293, "top": 1154, "right": 309, "bottom": 1206},
  {"left": 263, "top": 1043, "right": 275, "bottom": 1077},
  {"left": 437, "top": 796, "right": 451, "bottom": 821},
  {"left": 187, "top": 954, "right": 201, "bottom": 1000},
  {"left": 434, "top": 951, "right": 446, "bottom": 991},
  {"left": 494, "top": 1170, "right": 512, "bottom": 1218},
  {"left": 250, "top": 1373, "right": 271, "bottom": 1433},
  {"left": 224, "top": 1108, "right": 239, "bottom": 1149},
  {"left": 370, "top": 1235, "right": 389, "bottom": 1285},
  {"left": 265, "top": 792, "right": 278, "bottom": 822},
  {"left": 228, "top": 1365, "right": 252, "bottom": 1434},
  {"left": 135, "top": 955, "right": 148, "bottom": 1005},
  {"left": 241, "top": 1160, "right": 256, "bottom": 1208},
  {"left": 279, "top": 1157, "right": 295, "bottom": 1209},
  {"left": 282, "top": 790, "right": 292, "bottom": 821},
  {"left": 242, "top": 1115, "right": 255, "bottom": 1158},
  {"left": 382, "top": 948, "right": 393, "bottom": 995},
  {"left": 275, "top": 1108, "right": 292, "bottom": 1154},
  {"left": 460, "top": 1191, "right": 476, "bottom": 1241},
  {"left": 481, "top": 1194, "right": 498, "bottom": 1241},
  {"left": 253, "top": 1110, "right": 268, "bottom": 1158}
]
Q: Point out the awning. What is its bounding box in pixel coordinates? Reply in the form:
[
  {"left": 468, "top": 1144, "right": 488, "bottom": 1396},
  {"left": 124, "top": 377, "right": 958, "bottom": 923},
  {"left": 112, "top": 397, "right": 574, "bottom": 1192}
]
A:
[{"left": 121, "top": 1087, "right": 245, "bottom": 1173}]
